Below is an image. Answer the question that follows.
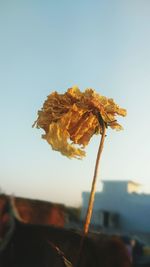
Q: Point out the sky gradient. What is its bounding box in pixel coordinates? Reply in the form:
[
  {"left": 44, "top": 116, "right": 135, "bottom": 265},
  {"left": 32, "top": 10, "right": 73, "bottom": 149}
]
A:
[{"left": 0, "top": 0, "right": 150, "bottom": 206}]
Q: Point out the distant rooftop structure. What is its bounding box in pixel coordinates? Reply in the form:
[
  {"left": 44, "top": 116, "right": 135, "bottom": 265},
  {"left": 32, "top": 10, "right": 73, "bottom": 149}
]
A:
[
  {"left": 81, "top": 180, "right": 150, "bottom": 233},
  {"left": 127, "top": 180, "right": 142, "bottom": 193},
  {"left": 101, "top": 180, "right": 150, "bottom": 194}
]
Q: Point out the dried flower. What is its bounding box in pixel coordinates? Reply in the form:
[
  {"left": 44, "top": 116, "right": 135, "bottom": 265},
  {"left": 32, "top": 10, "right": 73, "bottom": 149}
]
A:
[{"left": 33, "top": 86, "right": 126, "bottom": 158}]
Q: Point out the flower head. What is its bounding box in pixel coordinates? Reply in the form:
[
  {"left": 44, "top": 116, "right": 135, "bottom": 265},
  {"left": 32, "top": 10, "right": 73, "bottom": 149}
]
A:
[{"left": 33, "top": 86, "right": 126, "bottom": 158}]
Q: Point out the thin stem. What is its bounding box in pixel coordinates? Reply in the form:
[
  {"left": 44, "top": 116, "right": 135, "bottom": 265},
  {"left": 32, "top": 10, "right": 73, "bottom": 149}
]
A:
[
  {"left": 75, "top": 124, "right": 106, "bottom": 267},
  {"left": 83, "top": 123, "right": 106, "bottom": 234}
]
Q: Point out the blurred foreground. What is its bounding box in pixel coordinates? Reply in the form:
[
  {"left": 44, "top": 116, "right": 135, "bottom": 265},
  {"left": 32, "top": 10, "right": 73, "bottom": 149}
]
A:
[{"left": 0, "top": 193, "right": 150, "bottom": 267}]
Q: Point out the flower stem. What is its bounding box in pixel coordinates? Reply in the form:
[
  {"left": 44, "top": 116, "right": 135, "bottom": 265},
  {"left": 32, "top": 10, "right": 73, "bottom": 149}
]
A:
[
  {"left": 83, "top": 123, "right": 106, "bottom": 234},
  {"left": 75, "top": 123, "right": 106, "bottom": 267}
]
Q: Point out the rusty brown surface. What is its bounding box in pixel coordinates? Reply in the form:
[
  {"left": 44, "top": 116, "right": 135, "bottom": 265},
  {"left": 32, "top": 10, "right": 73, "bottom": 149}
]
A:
[{"left": 0, "top": 194, "right": 66, "bottom": 227}]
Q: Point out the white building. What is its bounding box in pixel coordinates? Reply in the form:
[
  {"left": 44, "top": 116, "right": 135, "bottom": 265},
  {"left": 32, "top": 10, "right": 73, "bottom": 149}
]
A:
[{"left": 81, "top": 180, "right": 150, "bottom": 233}]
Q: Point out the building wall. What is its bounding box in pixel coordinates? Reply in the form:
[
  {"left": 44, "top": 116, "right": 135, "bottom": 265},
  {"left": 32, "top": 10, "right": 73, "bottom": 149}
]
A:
[{"left": 81, "top": 181, "right": 150, "bottom": 233}]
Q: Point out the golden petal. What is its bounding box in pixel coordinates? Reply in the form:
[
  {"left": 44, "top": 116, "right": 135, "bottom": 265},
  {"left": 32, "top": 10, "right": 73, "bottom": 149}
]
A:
[
  {"left": 59, "top": 105, "right": 99, "bottom": 147},
  {"left": 109, "top": 121, "right": 123, "bottom": 131},
  {"left": 43, "top": 122, "right": 85, "bottom": 159}
]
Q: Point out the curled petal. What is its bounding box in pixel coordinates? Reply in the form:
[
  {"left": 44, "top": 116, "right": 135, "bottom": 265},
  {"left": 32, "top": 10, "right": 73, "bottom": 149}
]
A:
[{"left": 43, "top": 122, "right": 85, "bottom": 159}]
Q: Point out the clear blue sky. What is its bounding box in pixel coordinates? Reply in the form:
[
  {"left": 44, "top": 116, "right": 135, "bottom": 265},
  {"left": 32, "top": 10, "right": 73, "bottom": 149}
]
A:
[{"left": 0, "top": 0, "right": 150, "bottom": 206}]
